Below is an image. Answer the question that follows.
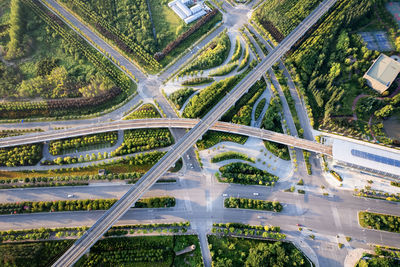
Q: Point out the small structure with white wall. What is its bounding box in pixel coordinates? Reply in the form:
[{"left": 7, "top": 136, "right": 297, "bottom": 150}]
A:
[
  {"left": 168, "top": 0, "right": 207, "bottom": 24},
  {"left": 363, "top": 53, "right": 400, "bottom": 94}
]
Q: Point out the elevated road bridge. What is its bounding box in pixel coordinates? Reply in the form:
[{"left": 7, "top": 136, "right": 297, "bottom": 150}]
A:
[
  {"left": 46, "top": 0, "right": 339, "bottom": 265},
  {"left": 0, "top": 119, "right": 332, "bottom": 155}
]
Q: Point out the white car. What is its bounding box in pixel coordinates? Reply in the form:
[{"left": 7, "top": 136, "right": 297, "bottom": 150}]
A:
[
  {"left": 67, "top": 194, "right": 74, "bottom": 198},
  {"left": 222, "top": 194, "right": 228, "bottom": 197},
  {"left": 190, "top": 164, "right": 194, "bottom": 169},
  {"left": 253, "top": 193, "right": 259, "bottom": 196}
]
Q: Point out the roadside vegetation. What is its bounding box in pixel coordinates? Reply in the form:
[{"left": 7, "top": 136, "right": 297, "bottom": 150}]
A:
[
  {"left": 217, "top": 162, "right": 278, "bottom": 186},
  {"left": 124, "top": 103, "right": 161, "bottom": 119},
  {"left": 113, "top": 128, "right": 173, "bottom": 156},
  {"left": 254, "top": 98, "right": 266, "bottom": 121},
  {"left": 359, "top": 211, "right": 400, "bottom": 233},
  {"left": 221, "top": 78, "right": 266, "bottom": 126},
  {"left": 0, "top": 197, "right": 176, "bottom": 214},
  {"left": 208, "top": 234, "right": 310, "bottom": 266},
  {"left": 224, "top": 197, "right": 283, "bottom": 212},
  {"left": 49, "top": 132, "right": 118, "bottom": 155},
  {"left": 287, "top": 0, "right": 400, "bottom": 145},
  {"left": 180, "top": 31, "right": 231, "bottom": 76},
  {"left": 181, "top": 77, "right": 214, "bottom": 86},
  {"left": 356, "top": 246, "right": 400, "bottom": 266},
  {"left": 183, "top": 63, "right": 256, "bottom": 119},
  {"left": 0, "top": 144, "right": 42, "bottom": 167},
  {"left": 196, "top": 131, "right": 248, "bottom": 150},
  {"left": 0, "top": 222, "right": 190, "bottom": 243},
  {"left": 58, "top": 0, "right": 160, "bottom": 71},
  {"left": 252, "top": 0, "right": 322, "bottom": 42},
  {"left": 211, "top": 151, "right": 255, "bottom": 163},
  {"left": 0, "top": 0, "right": 136, "bottom": 120},
  {"left": 211, "top": 223, "right": 285, "bottom": 240},
  {"left": 0, "top": 233, "right": 203, "bottom": 267},
  {"left": 169, "top": 87, "right": 196, "bottom": 110},
  {"left": 261, "top": 94, "right": 290, "bottom": 160}
]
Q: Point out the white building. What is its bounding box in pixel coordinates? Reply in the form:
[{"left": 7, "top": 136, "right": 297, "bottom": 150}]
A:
[
  {"left": 168, "top": 0, "right": 207, "bottom": 24},
  {"left": 332, "top": 138, "right": 400, "bottom": 178},
  {"left": 363, "top": 54, "right": 400, "bottom": 94}
]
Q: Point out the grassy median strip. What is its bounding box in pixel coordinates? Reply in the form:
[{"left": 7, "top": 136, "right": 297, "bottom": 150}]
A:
[
  {"left": 0, "top": 197, "right": 175, "bottom": 215},
  {"left": 224, "top": 197, "right": 282, "bottom": 212},
  {"left": 359, "top": 211, "right": 400, "bottom": 233}
]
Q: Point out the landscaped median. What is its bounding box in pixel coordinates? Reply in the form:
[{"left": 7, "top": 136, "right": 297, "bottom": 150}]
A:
[
  {"left": 224, "top": 197, "right": 283, "bottom": 212},
  {"left": 358, "top": 211, "right": 400, "bottom": 233},
  {"left": 0, "top": 197, "right": 176, "bottom": 215}
]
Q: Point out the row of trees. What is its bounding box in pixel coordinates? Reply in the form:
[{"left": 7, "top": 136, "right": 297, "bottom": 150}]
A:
[
  {"left": 230, "top": 36, "right": 242, "bottom": 63},
  {"left": 114, "top": 128, "right": 173, "bottom": 156},
  {"left": 224, "top": 197, "right": 283, "bottom": 212},
  {"left": 218, "top": 162, "right": 279, "bottom": 186},
  {"left": 169, "top": 87, "right": 195, "bottom": 110},
  {"left": 6, "top": 0, "right": 25, "bottom": 59},
  {"left": 49, "top": 131, "right": 118, "bottom": 155},
  {"left": 0, "top": 144, "right": 42, "bottom": 167},
  {"left": 180, "top": 31, "right": 231, "bottom": 75},
  {"left": 222, "top": 78, "right": 266, "bottom": 126},
  {"left": 181, "top": 77, "right": 214, "bottom": 86},
  {"left": 124, "top": 103, "right": 161, "bottom": 120},
  {"left": 208, "top": 235, "right": 307, "bottom": 267},
  {"left": 0, "top": 0, "right": 135, "bottom": 119},
  {"left": 287, "top": 0, "right": 378, "bottom": 133},
  {"left": 211, "top": 151, "right": 255, "bottom": 163},
  {"left": 196, "top": 131, "right": 248, "bottom": 150},
  {"left": 360, "top": 211, "right": 400, "bottom": 233},
  {"left": 0, "top": 196, "right": 175, "bottom": 214},
  {"left": 59, "top": 0, "right": 160, "bottom": 71},
  {"left": 154, "top": 9, "right": 219, "bottom": 62}
]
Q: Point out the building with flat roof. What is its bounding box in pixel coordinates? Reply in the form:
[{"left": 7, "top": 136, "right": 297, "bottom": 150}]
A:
[
  {"left": 332, "top": 138, "right": 400, "bottom": 178},
  {"left": 363, "top": 53, "right": 400, "bottom": 94},
  {"left": 168, "top": 0, "right": 207, "bottom": 24}
]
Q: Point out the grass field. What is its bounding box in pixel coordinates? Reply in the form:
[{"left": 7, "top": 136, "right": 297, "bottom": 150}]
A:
[{"left": 149, "top": 0, "right": 188, "bottom": 51}]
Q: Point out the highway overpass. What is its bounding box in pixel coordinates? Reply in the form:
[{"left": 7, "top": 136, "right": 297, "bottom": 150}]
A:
[
  {"left": 50, "top": 0, "right": 339, "bottom": 265},
  {"left": 0, "top": 119, "right": 332, "bottom": 155}
]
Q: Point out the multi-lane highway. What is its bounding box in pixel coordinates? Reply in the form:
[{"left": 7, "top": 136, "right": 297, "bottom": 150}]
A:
[
  {"left": 51, "top": 0, "right": 339, "bottom": 266},
  {"left": 0, "top": 119, "right": 332, "bottom": 155}
]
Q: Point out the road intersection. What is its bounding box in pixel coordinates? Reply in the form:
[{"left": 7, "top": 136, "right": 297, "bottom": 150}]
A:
[{"left": 0, "top": 0, "right": 399, "bottom": 266}]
